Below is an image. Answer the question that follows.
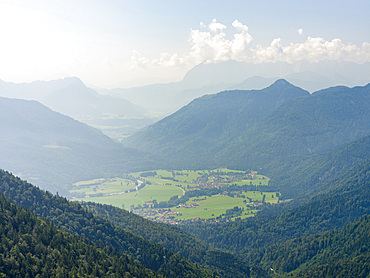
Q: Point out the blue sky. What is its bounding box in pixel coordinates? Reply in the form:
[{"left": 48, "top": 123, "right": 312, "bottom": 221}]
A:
[{"left": 0, "top": 0, "right": 369, "bottom": 88}]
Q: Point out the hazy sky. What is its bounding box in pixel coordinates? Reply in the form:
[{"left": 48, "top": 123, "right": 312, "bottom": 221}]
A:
[{"left": 0, "top": 0, "right": 369, "bottom": 88}]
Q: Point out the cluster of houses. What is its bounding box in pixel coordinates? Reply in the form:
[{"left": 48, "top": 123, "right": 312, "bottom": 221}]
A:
[
  {"left": 135, "top": 209, "right": 203, "bottom": 225},
  {"left": 147, "top": 216, "right": 241, "bottom": 225},
  {"left": 135, "top": 208, "right": 181, "bottom": 224},
  {"left": 176, "top": 202, "right": 200, "bottom": 208},
  {"left": 188, "top": 171, "right": 259, "bottom": 191},
  {"left": 249, "top": 202, "right": 264, "bottom": 206},
  {"left": 132, "top": 171, "right": 268, "bottom": 225}
]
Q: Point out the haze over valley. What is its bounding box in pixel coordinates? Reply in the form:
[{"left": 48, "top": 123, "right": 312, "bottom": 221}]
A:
[{"left": 0, "top": 1, "right": 369, "bottom": 277}]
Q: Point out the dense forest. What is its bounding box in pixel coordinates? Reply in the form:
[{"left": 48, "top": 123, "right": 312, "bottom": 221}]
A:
[
  {"left": 0, "top": 170, "right": 216, "bottom": 278},
  {"left": 182, "top": 160, "right": 370, "bottom": 276},
  {"left": 81, "top": 201, "right": 267, "bottom": 278},
  {"left": 123, "top": 82, "right": 369, "bottom": 172},
  {"left": 123, "top": 79, "right": 310, "bottom": 169},
  {"left": 0, "top": 194, "right": 161, "bottom": 277},
  {"left": 264, "top": 135, "right": 370, "bottom": 199},
  {"left": 261, "top": 215, "right": 370, "bottom": 277}
]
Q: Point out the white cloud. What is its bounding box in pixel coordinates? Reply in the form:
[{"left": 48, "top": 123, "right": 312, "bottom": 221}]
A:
[
  {"left": 152, "top": 53, "right": 184, "bottom": 67},
  {"left": 188, "top": 19, "right": 254, "bottom": 64},
  {"left": 252, "top": 36, "right": 367, "bottom": 63},
  {"left": 130, "top": 19, "right": 370, "bottom": 72},
  {"left": 252, "top": 38, "right": 283, "bottom": 63},
  {"left": 208, "top": 18, "right": 227, "bottom": 32},
  {"left": 131, "top": 19, "right": 254, "bottom": 69},
  {"left": 231, "top": 20, "right": 254, "bottom": 60}
]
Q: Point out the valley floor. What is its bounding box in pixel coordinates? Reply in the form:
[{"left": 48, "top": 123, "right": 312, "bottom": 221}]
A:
[{"left": 71, "top": 168, "right": 279, "bottom": 224}]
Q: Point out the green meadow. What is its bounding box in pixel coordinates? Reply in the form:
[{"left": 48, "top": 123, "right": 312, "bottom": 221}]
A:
[
  {"left": 175, "top": 195, "right": 254, "bottom": 220},
  {"left": 70, "top": 178, "right": 137, "bottom": 196},
  {"left": 174, "top": 191, "right": 278, "bottom": 220},
  {"left": 73, "top": 182, "right": 183, "bottom": 209},
  {"left": 71, "top": 169, "right": 278, "bottom": 221}
]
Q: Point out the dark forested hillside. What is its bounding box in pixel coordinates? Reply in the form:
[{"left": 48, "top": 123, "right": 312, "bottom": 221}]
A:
[
  {"left": 262, "top": 135, "right": 370, "bottom": 199},
  {"left": 0, "top": 194, "right": 162, "bottom": 278},
  {"left": 0, "top": 170, "right": 215, "bottom": 278},
  {"left": 0, "top": 96, "right": 157, "bottom": 194},
  {"left": 182, "top": 159, "right": 370, "bottom": 268},
  {"left": 222, "top": 83, "right": 370, "bottom": 170},
  {"left": 260, "top": 215, "right": 370, "bottom": 277},
  {"left": 124, "top": 79, "right": 309, "bottom": 169},
  {"left": 81, "top": 201, "right": 267, "bottom": 278},
  {"left": 123, "top": 81, "right": 369, "bottom": 171}
]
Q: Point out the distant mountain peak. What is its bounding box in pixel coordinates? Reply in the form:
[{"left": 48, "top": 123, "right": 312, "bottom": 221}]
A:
[
  {"left": 62, "top": 76, "right": 84, "bottom": 84},
  {"left": 57, "top": 76, "right": 87, "bottom": 89},
  {"left": 269, "top": 79, "right": 292, "bottom": 87},
  {"left": 261, "top": 79, "right": 309, "bottom": 98}
]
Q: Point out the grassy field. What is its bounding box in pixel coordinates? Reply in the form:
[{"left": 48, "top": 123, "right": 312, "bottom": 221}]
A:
[
  {"left": 174, "top": 191, "right": 278, "bottom": 220},
  {"left": 175, "top": 195, "right": 254, "bottom": 220},
  {"left": 134, "top": 169, "right": 269, "bottom": 189},
  {"left": 138, "top": 184, "right": 183, "bottom": 203},
  {"left": 74, "top": 183, "right": 183, "bottom": 209},
  {"left": 71, "top": 168, "right": 278, "bottom": 222},
  {"left": 70, "top": 178, "right": 137, "bottom": 197}
]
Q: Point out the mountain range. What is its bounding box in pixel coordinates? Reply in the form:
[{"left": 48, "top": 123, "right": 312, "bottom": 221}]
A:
[
  {"left": 1, "top": 60, "right": 369, "bottom": 140},
  {"left": 103, "top": 60, "right": 370, "bottom": 115},
  {"left": 0, "top": 96, "right": 157, "bottom": 194},
  {"left": 0, "top": 68, "right": 369, "bottom": 276},
  {"left": 0, "top": 77, "right": 144, "bottom": 118},
  {"left": 123, "top": 80, "right": 370, "bottom": 172},
  {"left": 0, "top": 77, "right": 154, "bottom": 140},
  {"left": 2, "top": 78, "right": 369, "bottom": 197}
]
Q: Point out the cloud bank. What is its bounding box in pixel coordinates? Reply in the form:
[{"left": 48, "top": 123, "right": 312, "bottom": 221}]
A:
[{"left": 131, "top": 19, "right": 370, "bottom": 70}]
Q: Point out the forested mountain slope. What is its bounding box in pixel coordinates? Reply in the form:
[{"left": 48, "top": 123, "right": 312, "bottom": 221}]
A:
[
  {"left": 0, "top": 96, "right": 156, "bottom": 194},
  {"left": 0, "top": 170, "right": 215, "bottom": 278},
  {"left": 263, "top": 135, "right": 370, "bottom": 199},
  {"left": 182, "top": 159, "right": 370, "bottom": 267},
  {"left": 0, "top": 195, "right": 162, "bottom": 278},
  {"left": 222, "top": 83, "right": 370, "bottom": 170},
  {"left": 260, "top": 215, "right": 370, "bottom": 277},
  {"left": 124, "top": 79, "right": 309, "bottom": 169},
  {"left": 81, "top": 201, "right": 266, "bottom": 278},
  {"left": 123, "top": 81, "right": 369, "bottom": 171}
]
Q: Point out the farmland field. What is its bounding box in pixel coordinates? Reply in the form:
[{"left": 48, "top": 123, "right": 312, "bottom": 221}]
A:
[
  {"left": 71, "top": 169, "right": 278, "bottom": 223},
  {"left": 175, "top": 195, "right": 257, "bottom": 220},
  {"left": 175, "top": 191, "right": 278, "bottom": 220},
  {"left": 72, "top": 181, "right": 183, "bottom": 209},
  {"left": 70, "top": 178, "right": 137, "bottom": 197}
]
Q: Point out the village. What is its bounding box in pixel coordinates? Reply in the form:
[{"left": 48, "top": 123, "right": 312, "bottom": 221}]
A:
[
  {"left": 133, "top": 170, "right": 270, "bottom": 224},
  {"left": 134, "top": 199, "right": 264, "bottom": 225},
  {"left": 73, "top": 169, "right": 275, "bottom": 225},
  {"left": 188, "top": 171, "right": 260, "bottom": 190}
]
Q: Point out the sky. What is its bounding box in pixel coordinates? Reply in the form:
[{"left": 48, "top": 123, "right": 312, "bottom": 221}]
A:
[{"left": 0, "top": 0, "right": 369, "bottom": 88}]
